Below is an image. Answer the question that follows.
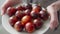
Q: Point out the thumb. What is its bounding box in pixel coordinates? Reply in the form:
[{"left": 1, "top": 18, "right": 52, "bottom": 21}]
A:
[{"left": 47, "top": 6, "right": 59, "bottom": 30}]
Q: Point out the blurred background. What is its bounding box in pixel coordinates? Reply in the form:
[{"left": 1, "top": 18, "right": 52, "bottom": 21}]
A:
[{"left": 0, "top": 0, "right": 60, "bottom": 34}]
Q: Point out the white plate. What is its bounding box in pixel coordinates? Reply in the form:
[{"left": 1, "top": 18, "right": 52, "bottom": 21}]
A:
[
  {"left": 2, "top": 3, "right": 50, "bottom": 34},
  {"left": 2, "top": 13, "right": 50, "bottom": 34}
]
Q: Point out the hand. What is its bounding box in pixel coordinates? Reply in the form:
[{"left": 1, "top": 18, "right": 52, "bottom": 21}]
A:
[
  {"left": 47, "top": 1, "right": 60, "bottom": 30},
  {"left": 1, "top": 0, "right": 22, "bottom": 15}
]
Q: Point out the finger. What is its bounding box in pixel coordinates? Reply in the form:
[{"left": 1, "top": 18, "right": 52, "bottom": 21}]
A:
[
  {"left": 1, "top": 0, "right": 9, "bottom": 15},
  {"left": 1, "top": 7, "right": 6, "bottom": 15}
]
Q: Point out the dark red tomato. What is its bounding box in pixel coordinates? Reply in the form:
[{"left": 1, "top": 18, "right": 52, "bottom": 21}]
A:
[
  {"left": 32, "top": 5, "right": 41, "bottom": 13},
  {"left": 7, "top": 7, "right": 17, "bottom": 16},
  {"left": 24, "top": 9, "right": 31, "bottom": 15},
  {"left": 9, "top": 16, "right": 18, "bottom": 27},
  {"left": 15, "top": 10, "right": 25, "bottom": 19},
  {"left": 25, "top": 22, "right": 35, "bottom": 33},
  {"left": 39, "top": 10, "right": 49, "bottom": 20},
  {"left": 33, "top": 18, "right": 43, "bottom": 29},
  {"left": 30, "top": 11, "right": 39, "bottom": 19},
  {"left": 14, "top": 21, "right": 23, "bottom": 32},
  {"left": 21, "top": 15, "right": 31, "bottom": 25}
]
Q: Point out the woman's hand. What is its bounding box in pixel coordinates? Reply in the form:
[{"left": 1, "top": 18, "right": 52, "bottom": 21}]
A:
[
  {"left": 47, "top": 1, "right": 60, "bottom": 30},
  {"left": 47, "top": 6, "right": 59, "bottom": 30}
]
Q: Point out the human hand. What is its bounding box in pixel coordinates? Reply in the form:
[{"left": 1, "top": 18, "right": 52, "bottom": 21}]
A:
[
  {"left": 1, "top": 0, "right": 22, "bottom": 15},
  {"left": 47, "top": 1, "right": 60, "bottom": 30}
]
